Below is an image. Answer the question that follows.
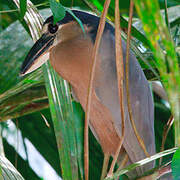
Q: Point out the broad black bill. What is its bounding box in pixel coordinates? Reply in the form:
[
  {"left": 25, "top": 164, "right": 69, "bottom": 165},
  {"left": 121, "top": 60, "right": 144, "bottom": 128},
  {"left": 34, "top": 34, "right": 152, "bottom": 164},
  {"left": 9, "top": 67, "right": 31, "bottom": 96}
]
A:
[{"left": 20, "top": 33, "right": 55, "bottom": 76}]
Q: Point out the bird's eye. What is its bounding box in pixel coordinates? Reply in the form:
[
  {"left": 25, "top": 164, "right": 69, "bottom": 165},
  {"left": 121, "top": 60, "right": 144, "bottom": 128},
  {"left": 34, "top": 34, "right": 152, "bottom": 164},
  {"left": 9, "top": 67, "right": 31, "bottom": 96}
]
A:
[{"left": 48, "top": 23, "right": 58, "bottom": 34}]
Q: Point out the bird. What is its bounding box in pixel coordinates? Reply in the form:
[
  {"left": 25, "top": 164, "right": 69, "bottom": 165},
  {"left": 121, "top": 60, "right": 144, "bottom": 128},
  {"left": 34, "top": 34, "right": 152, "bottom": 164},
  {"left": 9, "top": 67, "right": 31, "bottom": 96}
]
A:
[{"left": 20, "top": 10, "right": 155, "bottom": 179}]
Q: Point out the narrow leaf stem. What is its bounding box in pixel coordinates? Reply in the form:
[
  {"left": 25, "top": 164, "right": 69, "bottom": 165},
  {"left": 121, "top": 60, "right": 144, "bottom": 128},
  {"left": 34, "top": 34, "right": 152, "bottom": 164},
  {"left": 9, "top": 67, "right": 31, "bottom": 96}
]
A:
[
  {"left": 125, "top": 0, "right": 149, "bottom": 157},
  {"left": 84, "top": 0, "right": 111, "bottom": 179},
  {"left": 107, "top": 0, "right": 125, "bottom": 177}
]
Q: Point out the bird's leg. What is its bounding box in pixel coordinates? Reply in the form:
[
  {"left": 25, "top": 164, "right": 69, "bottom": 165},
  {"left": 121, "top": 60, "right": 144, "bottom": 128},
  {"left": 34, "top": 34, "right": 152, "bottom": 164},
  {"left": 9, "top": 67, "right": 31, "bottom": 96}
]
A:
[
  {"left": 100, "top": 153, "right": 110, "bottom": 180},
  {"left": 107, "top": 136, "right": 124, "bottom": 177},
  {"left": 117, "top": 154, "right": 129, "bottom": 170},
  {"left": 116, "top": 154, "right": 129, "bottom": 180}
]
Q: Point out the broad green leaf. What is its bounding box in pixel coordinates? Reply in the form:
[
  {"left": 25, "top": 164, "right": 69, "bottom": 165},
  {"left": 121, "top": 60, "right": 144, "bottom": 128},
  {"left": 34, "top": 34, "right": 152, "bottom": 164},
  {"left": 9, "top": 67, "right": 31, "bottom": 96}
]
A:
[
  {"left": 71, "top": 102, "right": 84, "bottom": 179},
  {"left": 49, "top": 0, "right": 65, "bottom": 24},
  {"left": 172, "top": 148, "right": 180, "bottom": 180},
  {"left": 20, "top": 0, "right": 27, "bottom": 19},
  {"left": 43, "top": 65, "right": 82, "bottom": 180}
]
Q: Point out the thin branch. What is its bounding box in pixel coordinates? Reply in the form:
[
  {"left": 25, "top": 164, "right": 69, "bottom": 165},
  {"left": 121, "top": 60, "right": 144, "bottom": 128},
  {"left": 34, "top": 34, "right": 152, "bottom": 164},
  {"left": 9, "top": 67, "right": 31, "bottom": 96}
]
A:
[
  {"left": 107, "top": 0, "right": 125, "bottom": 177},
  {"left": 117, "top": 154, "right": 129, "bottom": 170},
  {"left": 40, "top": 113, "right": 50, "bottom": 128},
  {"left": 116, "top": 154, "right": 129, "bottom": 180},
  {"left": 156, "top": 163, "right": 172, "bottom": 179},
  {"left": 159, "top": 115, "right": 174, "bottom": 165},
  {"left": 84, "top": 0, "right": 111, "bottom": 179},
  {"left": 125, "top": 0, "right": 149, "bottom": 157},
  {"left": 100, "top": 154, "right": 110, "bottom": 180}
]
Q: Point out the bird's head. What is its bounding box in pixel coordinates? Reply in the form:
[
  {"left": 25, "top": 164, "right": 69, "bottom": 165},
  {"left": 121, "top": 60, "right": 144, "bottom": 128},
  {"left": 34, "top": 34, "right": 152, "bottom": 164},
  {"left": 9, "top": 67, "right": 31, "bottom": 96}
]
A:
[{"left": 20, "top": 10, "right": 102, "bottom": 76}]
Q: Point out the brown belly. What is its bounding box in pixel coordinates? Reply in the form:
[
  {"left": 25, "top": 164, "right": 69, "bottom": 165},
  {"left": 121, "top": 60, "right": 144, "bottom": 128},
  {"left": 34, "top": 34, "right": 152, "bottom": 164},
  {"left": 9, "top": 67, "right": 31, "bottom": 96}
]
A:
[{"left": 73, "top": 86, "right": 121, "bottom": 155}]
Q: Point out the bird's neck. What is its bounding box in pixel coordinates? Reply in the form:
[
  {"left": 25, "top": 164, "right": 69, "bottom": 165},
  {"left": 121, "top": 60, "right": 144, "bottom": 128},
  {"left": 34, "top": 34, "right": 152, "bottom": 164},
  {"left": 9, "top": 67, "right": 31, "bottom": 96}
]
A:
[{"left": 50, "top": 34, "right": 95, "bottom": 91}]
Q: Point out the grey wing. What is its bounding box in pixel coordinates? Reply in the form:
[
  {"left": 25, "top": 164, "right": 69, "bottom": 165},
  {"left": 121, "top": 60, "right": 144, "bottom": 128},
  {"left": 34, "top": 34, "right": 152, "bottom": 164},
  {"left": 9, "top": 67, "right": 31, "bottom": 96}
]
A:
[{"left": 94, "top": 30, "right": 155, "bottom": 175}]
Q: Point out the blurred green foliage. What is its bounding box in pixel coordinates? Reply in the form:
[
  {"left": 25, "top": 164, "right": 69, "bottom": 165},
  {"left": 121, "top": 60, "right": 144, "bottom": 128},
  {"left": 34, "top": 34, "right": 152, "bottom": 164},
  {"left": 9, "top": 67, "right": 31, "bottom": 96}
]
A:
[{"left": 0, "top": 0, "right": 179, "bottom": 179}]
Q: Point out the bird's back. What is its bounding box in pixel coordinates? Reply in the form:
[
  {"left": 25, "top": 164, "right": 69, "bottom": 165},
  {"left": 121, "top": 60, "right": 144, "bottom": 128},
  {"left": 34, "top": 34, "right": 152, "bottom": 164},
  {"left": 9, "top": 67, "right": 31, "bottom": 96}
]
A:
[{"left": 94, "top": 28, "right": 155, "bottom": 175}]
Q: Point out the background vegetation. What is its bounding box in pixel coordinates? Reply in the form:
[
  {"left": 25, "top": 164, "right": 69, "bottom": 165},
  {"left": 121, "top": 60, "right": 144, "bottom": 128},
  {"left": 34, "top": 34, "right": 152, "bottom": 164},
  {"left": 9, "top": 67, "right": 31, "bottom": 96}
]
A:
[{"left": 0, "top": 0, "right": 179, "bottom": 179}]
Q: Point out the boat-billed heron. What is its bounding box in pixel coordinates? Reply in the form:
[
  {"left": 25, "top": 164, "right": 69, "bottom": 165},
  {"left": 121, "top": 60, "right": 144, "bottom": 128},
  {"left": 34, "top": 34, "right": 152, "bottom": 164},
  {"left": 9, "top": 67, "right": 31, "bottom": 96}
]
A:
[{"left": 20, "top": 10, "right": 155, "bottom": 178}]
